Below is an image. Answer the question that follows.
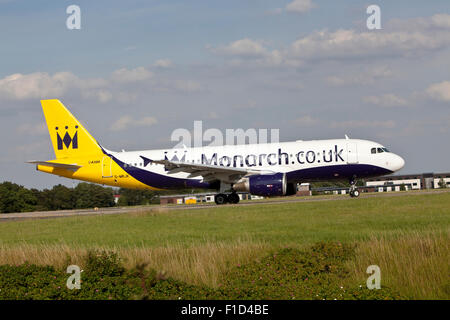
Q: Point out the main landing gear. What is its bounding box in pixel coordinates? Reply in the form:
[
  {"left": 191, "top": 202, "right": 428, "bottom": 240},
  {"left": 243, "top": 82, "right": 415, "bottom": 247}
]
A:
[
  {"left": 214, "top": 192, "right": 240, "bottom": 205},
  {"left": 349, "top": 179, "right": 360, "bottom": 198}
]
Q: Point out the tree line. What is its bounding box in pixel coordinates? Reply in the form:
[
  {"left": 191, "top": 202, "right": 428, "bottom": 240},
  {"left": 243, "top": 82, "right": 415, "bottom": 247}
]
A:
[
  {"left": 0, "top": 181, "right": 213, "bottom": 214},
  {"left": 0, "top": 182, "right": 116, "bottom": 213},
  {"left": 0, "top": 179, "right": 371, "bottom": 213}
]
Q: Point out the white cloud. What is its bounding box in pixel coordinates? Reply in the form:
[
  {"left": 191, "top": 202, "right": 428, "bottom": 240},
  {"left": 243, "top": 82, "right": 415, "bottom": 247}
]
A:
[
  {"left": 209, "top": 38, "right": 288, "bottom": 67},
  {"left": 431, "top": 14, "right": 450, "bottom": 29},
  {"left": 136, "top": 117, "right": 158, "bottom": 126},
  {"left": 81, "top": 89, "right": 113, "bottom": 103},
  {"left": 211, "top": 15, "right": 450, "bottom": 67},
  {"left": 388, "top": 14, "right": 450, "bottom": 31},
  {"left": 111, "top": 67, "right": 153, "bottom": 83},
  {"left": 115, "top": 91, "right": 138, "bottom": 104},
  {"left": 110, "top": 115, "right": 158, "bottom": 132},
  {"left": 153, "top": 59, "right": 174, "bottom": 68},
  {"left": 426, "top": 81, "right": 450, "bottom": 102},
  {"left": 289, "top": 14, "right": 450, "bottom": 63},
  {"left": 290, "top": 28, "right": 450, "bottom": 62},
  {"left": 293, "top": 115, "right": 319, "bottom": 126},
  {"left": 0, "top": 72, "right": 76, "bottom": 100},
  {"left": 78, "top": 77, "right": 109, "bottom": 89},
  {"left": 286, "top": 0, "right": 315, "bottom": 14},
  {"left": 110, "top": 116, "right": 133, "bottom": 131},
  {"left": 266, "top": 0, "right": 315, "bottom": 16},
  {"left": 326, "top": 66, "right": 393, "bottom": 86},
  {"left": 0, "top": 71, "right": 110, "bottom": 103},
  {"left": 11, "top": 141, "right": 50, "bottom": 161},
  {"left": 0, "top": 64, "right": 203, "bottom": 104},
  {"left": 173, "top": 80, "right": 204, "bottom": 93},
  {"left": 212, "top": 38, "right": 269, "bottom": 58},
  {"left": 16, "top": 123, "right": 47, "bottom": 135},
  {"left": 363, "top": 94, "right": 408, "bottom": 107}
]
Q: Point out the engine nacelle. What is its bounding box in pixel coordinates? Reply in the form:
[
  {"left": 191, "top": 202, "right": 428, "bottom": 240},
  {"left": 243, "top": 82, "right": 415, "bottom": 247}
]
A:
[{"left": 233, "top": 173, "right": 295, "bottom": 197}]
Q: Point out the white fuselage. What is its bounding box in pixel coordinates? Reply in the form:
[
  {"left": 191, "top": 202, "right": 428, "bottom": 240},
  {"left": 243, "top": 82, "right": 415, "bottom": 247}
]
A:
[{"left": 107, "top": 138, "right": 405, "bottom": 189}]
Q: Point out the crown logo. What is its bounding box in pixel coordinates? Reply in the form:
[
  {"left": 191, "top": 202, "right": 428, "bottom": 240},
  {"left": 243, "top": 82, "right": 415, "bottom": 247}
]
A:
[{"left": 56, "top": 125, "right": 78, "bottom": 150}]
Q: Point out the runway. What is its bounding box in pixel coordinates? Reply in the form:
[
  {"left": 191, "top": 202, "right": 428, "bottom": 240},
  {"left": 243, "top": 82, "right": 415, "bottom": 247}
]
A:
[{"left": 1, "top": 189, "right": 448, "bottom": 222}]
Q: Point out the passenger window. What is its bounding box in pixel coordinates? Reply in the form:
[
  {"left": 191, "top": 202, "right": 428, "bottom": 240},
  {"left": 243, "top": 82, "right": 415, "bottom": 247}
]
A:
[
  {"left": 371, "top": 148, "right": 377, "bottom": 154},
  {"left": 377, "top": 148, "right": 384, "bottom": 153}
]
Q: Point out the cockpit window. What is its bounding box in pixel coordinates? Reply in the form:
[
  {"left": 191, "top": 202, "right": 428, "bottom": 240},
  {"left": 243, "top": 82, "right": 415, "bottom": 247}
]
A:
[{"left": 372, "top": 147, "right": 391, "bottom": 154}]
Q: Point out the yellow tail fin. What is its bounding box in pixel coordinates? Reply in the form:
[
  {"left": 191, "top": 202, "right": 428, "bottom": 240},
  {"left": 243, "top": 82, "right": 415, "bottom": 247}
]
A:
[{"left": 41, "top": 99, "right": 103, "bottom": 159}]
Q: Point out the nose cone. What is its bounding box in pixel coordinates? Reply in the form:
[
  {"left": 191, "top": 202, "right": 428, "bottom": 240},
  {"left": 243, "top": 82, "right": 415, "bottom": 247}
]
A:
[{"left": 391, "top": 154, "right": 405, "bottom": 172}]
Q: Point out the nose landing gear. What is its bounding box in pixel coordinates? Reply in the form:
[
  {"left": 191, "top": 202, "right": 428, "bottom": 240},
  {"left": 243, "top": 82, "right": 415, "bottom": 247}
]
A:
[
  {"left": 350, "top": 188, "right": 360, "bottom": 197},
  {"left": 349, "top": 178, "right": 360, "bottom": 198}
]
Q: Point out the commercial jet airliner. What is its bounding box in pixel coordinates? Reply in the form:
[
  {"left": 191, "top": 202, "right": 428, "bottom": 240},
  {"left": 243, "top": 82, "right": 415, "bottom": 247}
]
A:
[{"left": 28, "top": 100, "right": 405, "bottom": 204}]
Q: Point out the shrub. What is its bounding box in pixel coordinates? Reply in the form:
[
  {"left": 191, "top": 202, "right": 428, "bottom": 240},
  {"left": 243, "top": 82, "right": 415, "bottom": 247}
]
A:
[
  {"left": 0, "top": 250, "right": 137, "bottom": 300},
  {"left": 216, "top": 242, "right": 404, "bottom": 300},
  {"left": 0, "top": 244, "right": 405, "bottom": 300}
]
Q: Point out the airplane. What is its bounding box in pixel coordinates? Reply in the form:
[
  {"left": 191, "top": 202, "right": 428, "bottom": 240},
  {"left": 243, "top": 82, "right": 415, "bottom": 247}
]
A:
[{"left": 28, "top": 99, "right": 405, "bottom": 204}]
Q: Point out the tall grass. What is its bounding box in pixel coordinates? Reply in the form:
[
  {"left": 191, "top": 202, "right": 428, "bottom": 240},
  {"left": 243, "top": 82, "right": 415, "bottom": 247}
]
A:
[
  {"left": 0, "top": 233, "right": 448, "bottom": 298},
  {"left": 0, "top": 240, "right": 270, "bottom": 287},
  {"left": 346, "top": 230, "right": 449, "bottom": 299}
]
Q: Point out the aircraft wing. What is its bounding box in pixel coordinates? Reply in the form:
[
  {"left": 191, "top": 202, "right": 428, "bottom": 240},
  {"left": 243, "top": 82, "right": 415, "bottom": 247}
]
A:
[
  {"left": 27, "top": 161, "right": 82, "bottom": 170},
  {"left": 151, "top": 159, "right": 270, "bottom": 183}
]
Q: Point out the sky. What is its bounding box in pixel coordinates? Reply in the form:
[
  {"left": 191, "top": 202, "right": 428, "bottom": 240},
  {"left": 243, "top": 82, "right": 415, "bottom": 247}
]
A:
[{"left": 0, "top": 0, "right": 449, "bottom": 189}]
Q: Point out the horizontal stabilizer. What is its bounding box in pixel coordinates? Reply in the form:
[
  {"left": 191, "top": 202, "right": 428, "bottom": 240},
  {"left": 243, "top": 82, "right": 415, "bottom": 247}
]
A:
[{"left": 27, "top": 161, "right": 82, "bottom": 170}]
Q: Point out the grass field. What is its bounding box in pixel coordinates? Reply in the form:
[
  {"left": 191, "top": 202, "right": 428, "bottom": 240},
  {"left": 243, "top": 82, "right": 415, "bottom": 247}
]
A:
[{"left": 0, "top": 191, "right": 449, "bottom": 299}]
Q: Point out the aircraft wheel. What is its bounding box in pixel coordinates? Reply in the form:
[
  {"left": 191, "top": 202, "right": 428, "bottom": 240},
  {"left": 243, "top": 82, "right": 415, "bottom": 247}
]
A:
[
  {"left": 214, "top": 193, "right": 228, "bottom": 205},
  {"left": 228, "top": 193, "right": 240, "bottom": 204},
  {"left": 352, "top": 189, "right": 360, "bottom": 197}
]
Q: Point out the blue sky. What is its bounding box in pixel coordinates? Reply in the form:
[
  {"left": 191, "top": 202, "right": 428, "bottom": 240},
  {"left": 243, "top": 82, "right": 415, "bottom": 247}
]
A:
[
  {"left": 2, "top": 0, "right": 449, "bottom": 76},
  {"left": 0, "top": 0, "right": 449, "bottom": 188}
]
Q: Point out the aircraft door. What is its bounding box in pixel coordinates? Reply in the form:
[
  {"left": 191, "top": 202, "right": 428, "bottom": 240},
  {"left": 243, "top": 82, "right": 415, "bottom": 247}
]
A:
[
  {"left": 347, "top": 142, "right": 358, "bottom": 164},
  {"left": 102, "top": 156, "right": 113, "bottom": 178}
]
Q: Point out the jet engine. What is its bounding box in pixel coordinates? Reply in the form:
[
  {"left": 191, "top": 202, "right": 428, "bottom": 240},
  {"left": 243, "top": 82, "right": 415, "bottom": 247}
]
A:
[{"left": 233, "top": 173, "right": 296, "bottom": 197}]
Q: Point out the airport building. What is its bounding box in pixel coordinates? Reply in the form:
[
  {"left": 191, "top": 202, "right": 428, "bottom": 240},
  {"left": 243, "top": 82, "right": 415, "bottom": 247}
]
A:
[
  {"left": 365, "top": 172, "right": 450, "bottom": 190},
  {"left": 311, "top": 172, "right": 450, "bottom": 195}
]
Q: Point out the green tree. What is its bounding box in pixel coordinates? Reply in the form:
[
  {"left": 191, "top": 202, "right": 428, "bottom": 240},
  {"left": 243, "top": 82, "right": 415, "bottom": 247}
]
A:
[
  {"left": 31, "top": 188, "right": 51, "bottom": 211},
  {"left": 49, "top": 184, "right": 75, "bottom": 210},
  {"left": 117, "top": 188, "right": 159, "bottom": 206},
  {"left": 0, "top": 182, "right": 37, "bottom": 213},
  {"left": 438, "top": 178, "right": 447, "bottom": 189},
  {"left": 73, "top": 183, "right": 115, "bottom": 209}
]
